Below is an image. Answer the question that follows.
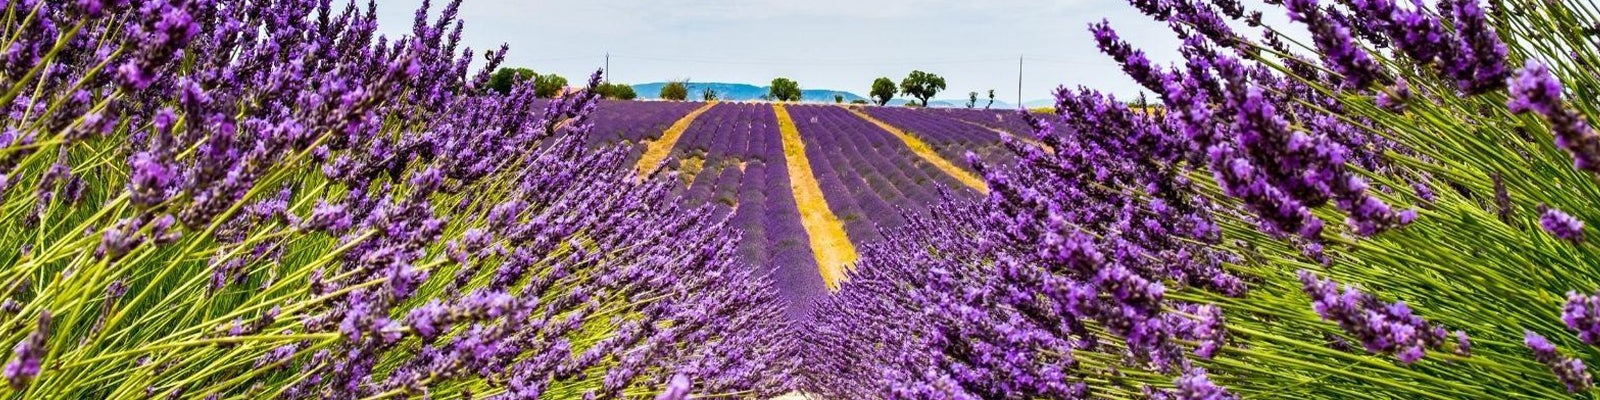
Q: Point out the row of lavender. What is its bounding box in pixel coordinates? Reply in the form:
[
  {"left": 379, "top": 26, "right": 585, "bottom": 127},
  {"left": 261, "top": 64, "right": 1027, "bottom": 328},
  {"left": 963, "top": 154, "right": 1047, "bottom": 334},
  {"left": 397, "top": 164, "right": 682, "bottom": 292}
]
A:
[
  {"left": 587, "top": 100, "right": 705, "bottom": 165},
  {"left": 786, "top": 105, "right": 981, "bottom": 246},
  {"left": 799, "top": 0, "right": 1600, "bottom": 398},
  {"left": 0, "top": 1, "right": 793, "bottom": 399},
  {"left": 860, "top": 106, "right": 1019, "bottom": 171},
  {"left": 661, "top": 103, "right": 829, "bottom": 320}
]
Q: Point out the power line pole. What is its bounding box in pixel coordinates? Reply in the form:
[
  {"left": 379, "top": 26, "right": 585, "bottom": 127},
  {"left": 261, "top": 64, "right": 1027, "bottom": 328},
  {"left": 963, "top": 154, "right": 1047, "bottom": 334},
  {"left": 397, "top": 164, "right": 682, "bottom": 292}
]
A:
[
  {"left": 1017, "top": 55, "right": 1024, "bottom": 109},
  {"left": 605, "top": 53, "right": 610, "bottom": 84}
]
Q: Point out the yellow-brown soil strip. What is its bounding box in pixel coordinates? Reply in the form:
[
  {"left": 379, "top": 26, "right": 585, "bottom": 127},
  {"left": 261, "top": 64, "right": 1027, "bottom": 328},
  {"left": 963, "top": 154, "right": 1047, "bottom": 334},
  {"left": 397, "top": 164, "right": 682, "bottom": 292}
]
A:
[
  {"left": 773, "top": 104, "right": 859, "bottom": 291},
  {"left": 948, "top": 117, "right": 1050, "bottom": 150},
  {"left": 634, "top": 102, "right": 718, "bottom": 177},
  {"left": 845, "top": 107, "right": 990, "bottom": 193}
]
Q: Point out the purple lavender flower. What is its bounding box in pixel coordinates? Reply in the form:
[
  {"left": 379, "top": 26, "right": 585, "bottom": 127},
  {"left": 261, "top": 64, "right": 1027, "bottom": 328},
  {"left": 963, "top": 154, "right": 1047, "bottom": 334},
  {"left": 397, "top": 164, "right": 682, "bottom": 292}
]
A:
[
  {"left": 302, "top": 201, "right": 353, "bottom": 233},
  {"left": 1526, "top": 330, "right": 1593, "bottom": 393},
  {"left": 1174, "top": 368, "right": 1237, "bottom": 400},
  {"left": 1298, "top": 271, "right": 1450, "bottom": 363},
  {"left": 1564, "top": 291, "right": 1600, "bottom": 345},
  {"left": 3, "top": 312, "right": 52, "bottom": 390},
  {"left": 1194, "top": 305, "right": 1226, "bottom": 359},
  {"left": 1445, "top": 0, "right": 1509, "bottom": 95},
  {"left": 654, "top": 374, "right": 692, "bottom": 400},
  {"left": 128, "top": 152, "right": 176, "bottom": 208},
  {"left": 1286, "top": 0, "right": 1384, "bottom": 89},
  {"left": 1509, "top": 61, "right": 1600, "bottom": 176},
  {"left": 1541, "top": 207, "right": 1585, "bottom": 243}
]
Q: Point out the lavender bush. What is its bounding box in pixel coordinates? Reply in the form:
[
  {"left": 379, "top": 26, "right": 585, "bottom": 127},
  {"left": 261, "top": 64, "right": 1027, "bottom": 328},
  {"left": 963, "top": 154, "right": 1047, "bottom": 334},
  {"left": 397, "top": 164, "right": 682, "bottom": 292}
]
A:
[
  {"left": 800, "top": 0, "right": 1600, "bottom": 398},
  {"left": 0, "top": 1, "right": 794, "bottom": 398}
]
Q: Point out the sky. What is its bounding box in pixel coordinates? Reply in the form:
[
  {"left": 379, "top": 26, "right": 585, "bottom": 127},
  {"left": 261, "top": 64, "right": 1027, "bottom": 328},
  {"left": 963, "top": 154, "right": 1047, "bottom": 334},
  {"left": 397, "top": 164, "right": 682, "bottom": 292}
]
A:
[{"left": 373, "top": 1, "right": 1278, "bottom": 103}]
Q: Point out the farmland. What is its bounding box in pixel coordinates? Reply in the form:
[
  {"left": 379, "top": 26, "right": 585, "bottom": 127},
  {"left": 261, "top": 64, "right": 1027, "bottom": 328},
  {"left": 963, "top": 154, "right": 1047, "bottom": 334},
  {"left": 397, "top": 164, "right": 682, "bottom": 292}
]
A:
[
  {"left": 581, "top": 100, "right": 1012, "bottom": 316},
  {"left": 10, "top": 0, "right": 1600, "bottom": 399}
]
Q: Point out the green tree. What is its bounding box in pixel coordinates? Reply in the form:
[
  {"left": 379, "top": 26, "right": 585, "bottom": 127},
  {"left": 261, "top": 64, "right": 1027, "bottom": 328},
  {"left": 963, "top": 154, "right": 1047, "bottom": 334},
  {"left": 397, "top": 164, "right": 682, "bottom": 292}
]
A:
[
  {"left": 532, "top": 73, "right": 567, "bottom": 98},
  {"left": 660, "top": 81, "right": 689, "bottom": 101},
  {"left": 870, "top": 77, "right": 896, "bottom": 106},
  {"left": 702, "top": 87, "right": 719, "bottom": 101},
  {"left": 835, "top": 94, "right": 844, "bottom": 104},
  {"left": 986, "top": 89, "right": 996, "bottom": 109},
  {"left": 899, "top": 70, "right": 946, "bottom": 107},
  {"left": 595, "top": 82, "right": 637, "bottom": 100},
  {"left": 850, "top": 99, "right": 869, "bottom": 105},
  {"left": 488, "top": 67, "right": 536, "bottom": 95},
  {"left": 769, "top": 78, "right": 802, "bottom": 102},
  {"left": 966, "top": 91, "right": 978, "bottom": 109}
]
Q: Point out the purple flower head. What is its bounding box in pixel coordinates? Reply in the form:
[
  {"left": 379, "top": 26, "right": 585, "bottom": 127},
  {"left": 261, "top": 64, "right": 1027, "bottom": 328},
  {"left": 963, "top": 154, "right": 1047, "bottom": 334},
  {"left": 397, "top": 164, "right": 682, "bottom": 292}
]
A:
[
  {"left": 302, "top": 201, "right": 353, "bottom": 233},
  {"left": 654, "top": 374, "right": 692, "bottom": 400},
  {"left": 405, "top": 300, "right": 450, "bottom": 341},
  {"left": 1526, "top": 330, "right": 1593, "bottom": 393},
  {"left": 3, "top": 312, "right": 52, "bottom": 390},
  {"left": 1564, "top": 291, "right": 1600, "bottom": 345},
  {"left": 1376, "top": 78, "right": 1411, "bottom": 113},
  {"left": 1445, "top": 0, "right": 1509, "bottom": 95},
  {"left": 1286, "top": 0, "right": 1383, "bottom": 89},
  {"left": 1193, "top": 305, "right": 1226, "bottom": 359},
  {"left": 1174, "top": 368, "right": 1237, "bottom": 400},
  {"left": 128, "top": 152, "right": 176, "bottom": 208},
  {"left": 1509, "top": 61, "right": 1600, "bottom": 176},
  {"left": 1541, "top": 207, "right": 1585, "bottom": 243},
  {"left": 1298, "top": 271, "right": 1450, "bottom": 363}
]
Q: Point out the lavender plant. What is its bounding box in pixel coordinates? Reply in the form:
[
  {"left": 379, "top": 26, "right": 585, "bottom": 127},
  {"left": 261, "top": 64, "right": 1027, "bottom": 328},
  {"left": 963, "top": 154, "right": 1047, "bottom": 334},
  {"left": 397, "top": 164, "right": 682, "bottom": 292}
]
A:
[
  {"left": 0, "top": 1, "right": 794, "bottom": 399},
  {"left": 802, "top": 0, "right": 1600, "bottom": 398}
]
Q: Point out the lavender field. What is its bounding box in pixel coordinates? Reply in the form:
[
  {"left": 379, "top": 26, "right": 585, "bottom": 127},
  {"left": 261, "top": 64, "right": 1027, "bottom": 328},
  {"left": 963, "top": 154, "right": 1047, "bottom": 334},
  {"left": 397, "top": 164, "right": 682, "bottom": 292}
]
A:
[{"left": 9, "top": 0, "right": 1600, "bottom": 399}]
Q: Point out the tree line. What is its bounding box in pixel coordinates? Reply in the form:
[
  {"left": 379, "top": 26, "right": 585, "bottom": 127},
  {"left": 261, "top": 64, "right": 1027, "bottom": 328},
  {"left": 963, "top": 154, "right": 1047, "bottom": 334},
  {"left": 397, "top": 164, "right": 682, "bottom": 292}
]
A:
[{"left": 491, "top": 67, "right": 996, "bottom": 108}]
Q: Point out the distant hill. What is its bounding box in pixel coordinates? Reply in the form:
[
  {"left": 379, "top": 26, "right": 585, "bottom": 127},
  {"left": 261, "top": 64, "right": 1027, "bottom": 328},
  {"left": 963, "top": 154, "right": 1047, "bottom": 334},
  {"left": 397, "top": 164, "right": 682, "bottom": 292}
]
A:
[{"left": 630, "top": 81, "right": 1046, "bottom": 109}]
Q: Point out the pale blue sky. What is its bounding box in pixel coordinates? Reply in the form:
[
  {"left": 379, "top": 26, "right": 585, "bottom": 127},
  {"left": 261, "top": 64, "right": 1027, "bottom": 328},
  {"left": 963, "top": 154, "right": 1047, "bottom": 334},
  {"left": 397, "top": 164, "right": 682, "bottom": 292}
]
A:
[{"left": 375, "top": 1, "right": 1288, "bottom": 104}]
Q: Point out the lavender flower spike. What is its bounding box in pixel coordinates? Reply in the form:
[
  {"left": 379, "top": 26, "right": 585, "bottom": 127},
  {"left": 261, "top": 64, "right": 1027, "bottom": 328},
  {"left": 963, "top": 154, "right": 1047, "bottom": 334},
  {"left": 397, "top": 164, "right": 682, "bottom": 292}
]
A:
[
  {"left": 654, "top": 374, "right": 692, "bottom": 400},
  {"left": 1508, "top": 60, "right": 1600, "bottom": 176},
  {"left": 1174, "top": 368, "right": 1238, "bottom": 400},
  {"left": 1525, "top": 330, "right": 1593, "bottom": 393},
  {"left": 1541, "top": 207, "right": 1585, "bottom": 243},
  {"left": 1298, "top": 271, "right": 1451, "bottom": 363},
  {"left": 1563, "top": 291, "right": 1600, "bottom": 345},
  {"left": 3, "top": 312, "right": 52, "bottom": 390}
]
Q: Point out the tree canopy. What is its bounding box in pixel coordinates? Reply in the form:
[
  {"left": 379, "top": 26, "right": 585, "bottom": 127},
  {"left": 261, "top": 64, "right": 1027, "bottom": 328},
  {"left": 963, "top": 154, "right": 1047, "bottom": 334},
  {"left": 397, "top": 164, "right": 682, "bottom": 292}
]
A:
[
  {"left": 488, "top": 68, "right": 567, "bottom": 98},
  {"left": 595, "top": 82, "right": 637, "bottom": 100},
  {"left": 870, "top": 77, "right": 896, "bottom": 106},
  {"left": 488, "top": 68, "right": 535, "bottom": 95},
  {"left": 899, "top": 70, "right": 946, "bottom": 107},
  {"left": 660, "top": 81, "right": 689, "bottom": 101},
  {"left": 769, "top": 78, "right": 802, "bottom": 102},
  {"left": 531, "top": 74, "right": 567, "bottom": 98}
]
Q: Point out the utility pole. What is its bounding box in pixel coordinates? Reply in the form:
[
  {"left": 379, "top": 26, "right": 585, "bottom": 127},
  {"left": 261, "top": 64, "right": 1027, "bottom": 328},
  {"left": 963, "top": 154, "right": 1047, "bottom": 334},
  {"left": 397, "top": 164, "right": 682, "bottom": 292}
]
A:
[
  {"left": 605, "top": 53, "right": 610, "bottom": 84},
  {"left": 1017, "top": 55, "right": 1024, "bottom": 109}
]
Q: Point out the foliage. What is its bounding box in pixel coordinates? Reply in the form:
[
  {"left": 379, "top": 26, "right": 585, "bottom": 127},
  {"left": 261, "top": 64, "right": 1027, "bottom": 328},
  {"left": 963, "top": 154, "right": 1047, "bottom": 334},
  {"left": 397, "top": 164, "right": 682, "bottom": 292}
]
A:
[
  {"left": 798, "top": 0, "right": 1600, "bottom": 399},
  {"left": 769, "top": 78, "right": 802, "bottom": 102},
  {"left": 595, "top": 82, "right": 638, "bottom": 100},
  {"left": 532, "top": 73, "right": 569, "bottom": 98},
  {"left": 0, "top": 2, "right": 798, "bottom": 399},
  {"left": 871, "top": 77, "right": 897, "bottom": 106},
  {"left": 986, "top": 89, "right": 996, "bottom": 109},
  {"left": 488, "top": 67, "right": 536, "bottom": 95},
  {"left": 660, "top": 80, "right": 690, "bottom": 101},
  {"left": 899, "top": 70, "right": 946, "bottom": 107},
  {"left": 966, "top": 91, "right": 978, "bottom": 108}
]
